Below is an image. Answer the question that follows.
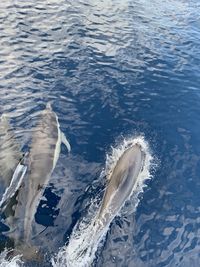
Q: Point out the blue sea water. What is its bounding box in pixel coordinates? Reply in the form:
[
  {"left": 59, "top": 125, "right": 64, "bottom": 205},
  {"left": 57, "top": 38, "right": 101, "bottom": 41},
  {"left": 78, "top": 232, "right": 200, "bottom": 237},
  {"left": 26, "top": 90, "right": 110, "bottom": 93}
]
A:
[{"left": 0, "top": 0, "right": 200, "bottom": 266}]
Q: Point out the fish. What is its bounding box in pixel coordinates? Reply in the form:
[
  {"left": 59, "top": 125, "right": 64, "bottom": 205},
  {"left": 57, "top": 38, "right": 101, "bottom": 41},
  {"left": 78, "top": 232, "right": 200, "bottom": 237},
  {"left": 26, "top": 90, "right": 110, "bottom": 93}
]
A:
[
  {"left": 96, "top": 143, "right": 145, "bottom": 229},
  {"left": 0, "top": 114, "right": 22, "bottom": 188},
  {"left": 6, "top": 103, "right": 71, "bottom": 246}
]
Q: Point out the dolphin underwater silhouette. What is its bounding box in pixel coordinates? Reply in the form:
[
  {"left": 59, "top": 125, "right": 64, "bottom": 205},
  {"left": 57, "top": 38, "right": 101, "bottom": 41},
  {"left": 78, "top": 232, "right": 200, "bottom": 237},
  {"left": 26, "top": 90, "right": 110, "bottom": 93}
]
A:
[
  {"left": 2, "top": 103, "right": 71, "bottom": 259},
  {"left": 96, "top": 143, "right": 145, "bottom": 229},
  {"left": 0, "top": 114, "right": 22, "bottom": 189},
  {"left": 0, "top": 153, "right": 28, "bottom": 213},
  {"left": 0, "top": 114, "right": 26, "bottom": 215},
  {"left": 16, "top": 103, "right": 70, "bottom": 240}
]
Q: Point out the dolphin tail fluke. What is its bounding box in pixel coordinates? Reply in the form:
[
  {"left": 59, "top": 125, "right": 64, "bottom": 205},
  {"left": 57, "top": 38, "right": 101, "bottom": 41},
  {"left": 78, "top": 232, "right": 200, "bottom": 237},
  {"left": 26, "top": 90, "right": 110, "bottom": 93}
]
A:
[{"left": 61, "top": 132, "right": 71, "bottom": 152}]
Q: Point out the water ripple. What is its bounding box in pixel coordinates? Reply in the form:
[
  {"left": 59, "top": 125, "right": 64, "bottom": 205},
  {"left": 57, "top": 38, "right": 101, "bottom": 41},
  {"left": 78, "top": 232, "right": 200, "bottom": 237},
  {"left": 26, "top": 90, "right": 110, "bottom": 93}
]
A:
[{"left": 0, "top": 0, "right": 200, "bottom": 266}]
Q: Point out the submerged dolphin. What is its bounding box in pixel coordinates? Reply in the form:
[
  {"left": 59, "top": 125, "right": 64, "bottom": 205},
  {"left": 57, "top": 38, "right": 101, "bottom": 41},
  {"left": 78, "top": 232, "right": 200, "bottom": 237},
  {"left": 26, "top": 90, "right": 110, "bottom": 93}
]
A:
[
  {"left": 96, "top": 143, "right": 145, "bottom": 228},
  {"left": 18, "top": 103, "right": 70, "bottom": 241},
  {"left": 5, "top": 103, "right": 71, "bottom": 254},
  {"left": 0, "top": 114, "right": 22, "bottom": 188},
  {"left": 0, "top": 153, "right": 27, "bottom": 213}
]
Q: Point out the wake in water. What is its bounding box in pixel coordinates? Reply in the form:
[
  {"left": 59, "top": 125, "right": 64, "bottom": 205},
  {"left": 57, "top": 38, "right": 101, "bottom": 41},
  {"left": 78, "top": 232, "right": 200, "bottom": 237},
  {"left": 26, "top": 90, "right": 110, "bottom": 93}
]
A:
[
  {"left": 52, "top": 136, "right": 153, "bottom": 267},
  {"left": 0, "top": 250, "right": 23, "bottom": 267}
]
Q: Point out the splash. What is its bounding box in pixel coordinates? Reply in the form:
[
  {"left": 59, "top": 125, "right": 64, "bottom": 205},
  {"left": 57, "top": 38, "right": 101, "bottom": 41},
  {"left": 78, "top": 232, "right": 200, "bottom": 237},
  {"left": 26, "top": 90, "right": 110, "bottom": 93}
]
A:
[
  {"left": 52, "top": 136, "right": 154, "bottom": 267},
  {"left": 0, "top": 250, "right": 23, "bottom": 267}
]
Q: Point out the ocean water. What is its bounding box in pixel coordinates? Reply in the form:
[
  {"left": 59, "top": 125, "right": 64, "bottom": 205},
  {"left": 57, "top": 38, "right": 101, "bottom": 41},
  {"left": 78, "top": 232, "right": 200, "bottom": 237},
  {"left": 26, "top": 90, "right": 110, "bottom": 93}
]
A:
[{"left": 0, "top": 0, "right": 200, "bottom": 266}]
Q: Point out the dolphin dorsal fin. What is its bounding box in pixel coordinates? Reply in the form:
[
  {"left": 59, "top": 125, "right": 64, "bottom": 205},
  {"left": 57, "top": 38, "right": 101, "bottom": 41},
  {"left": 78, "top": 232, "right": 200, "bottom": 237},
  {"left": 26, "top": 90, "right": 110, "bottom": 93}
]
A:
[{"left": 61, "top": 132, "right": 71, "bottom": 152}]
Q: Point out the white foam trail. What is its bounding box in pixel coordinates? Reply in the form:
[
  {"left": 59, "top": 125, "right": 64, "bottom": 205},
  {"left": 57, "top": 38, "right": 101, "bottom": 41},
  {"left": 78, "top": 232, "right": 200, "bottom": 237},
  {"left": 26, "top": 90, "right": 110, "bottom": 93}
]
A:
[
  {"left": 0, "top": 250, "right": 23, "bottom": 267},
  {"left": 52, "top": 136, "right": 154, "bottom": 267}
]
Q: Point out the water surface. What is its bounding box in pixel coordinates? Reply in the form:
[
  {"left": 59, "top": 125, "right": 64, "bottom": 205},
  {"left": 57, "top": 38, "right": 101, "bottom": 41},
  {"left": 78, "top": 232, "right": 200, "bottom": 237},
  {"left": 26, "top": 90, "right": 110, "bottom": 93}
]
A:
[{"left": 0, "top": 0, "right": 200, "bottom": 266}]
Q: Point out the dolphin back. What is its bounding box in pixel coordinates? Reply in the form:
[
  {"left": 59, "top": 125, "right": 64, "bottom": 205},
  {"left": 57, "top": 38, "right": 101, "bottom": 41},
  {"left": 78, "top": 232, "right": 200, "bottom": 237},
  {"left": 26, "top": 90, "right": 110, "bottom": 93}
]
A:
[{"left": 97, "top": 144, "right": 145, "bottom": 225}]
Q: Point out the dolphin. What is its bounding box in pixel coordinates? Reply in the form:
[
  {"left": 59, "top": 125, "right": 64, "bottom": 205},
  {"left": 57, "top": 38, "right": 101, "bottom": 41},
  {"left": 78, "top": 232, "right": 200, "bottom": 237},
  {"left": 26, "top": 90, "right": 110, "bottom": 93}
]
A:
[
  {"left": 96, "top": 143, "right": 145, "bottom": 229},
  {"left": 0, "top": 153, "right": 28, "bottom": 212},
  {"left": 0, "top": 114, "right": 22, "bottom": 188},
  {"left": 62, "top": 143, "right": 146, "bottom": 266},
  {"left": 5, "top": 103, "right": 71, "bottom": 248}
]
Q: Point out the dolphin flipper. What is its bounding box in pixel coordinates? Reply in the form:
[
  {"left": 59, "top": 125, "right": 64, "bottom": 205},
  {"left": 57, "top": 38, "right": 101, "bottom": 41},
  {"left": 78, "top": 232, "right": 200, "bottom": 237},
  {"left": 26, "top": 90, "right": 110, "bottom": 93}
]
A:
[{"left": 61, "top": 132, "right": 71, "bottom": 152}]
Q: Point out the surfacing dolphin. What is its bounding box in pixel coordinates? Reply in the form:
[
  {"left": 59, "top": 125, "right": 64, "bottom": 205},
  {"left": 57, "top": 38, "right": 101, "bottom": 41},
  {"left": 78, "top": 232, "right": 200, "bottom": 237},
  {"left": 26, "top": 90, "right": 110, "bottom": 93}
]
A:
[
  {"left": 4, "top": 103, "right": 70, "bottom": 259},
  {"left": 95, "top": 143, "right": 145, "bottom": 229},
  {"left": 60, "top": 142, "right": 146, "bottom": 266}
]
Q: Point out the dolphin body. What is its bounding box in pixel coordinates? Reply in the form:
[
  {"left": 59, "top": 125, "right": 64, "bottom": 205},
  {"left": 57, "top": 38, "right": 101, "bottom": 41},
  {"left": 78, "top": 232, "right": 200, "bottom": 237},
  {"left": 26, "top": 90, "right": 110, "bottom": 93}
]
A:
[
  {"left": 96, "top": 143, "right": 145, "bottom": 229},
  {"left": 0, "top": 114, "right": 22, "bottom": 189},
  {"left": 4, "top": 103, "right": 70, "bottom": 258},
  {"left": 0, "top": 114, "right": 25, "bottom": 215},
  {"left": 0, "top": 153, "right": 27, "bottom": 213},
  {"left": 64, "top": 143, "right": 146, "bottom": 266}
]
